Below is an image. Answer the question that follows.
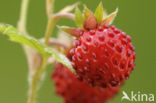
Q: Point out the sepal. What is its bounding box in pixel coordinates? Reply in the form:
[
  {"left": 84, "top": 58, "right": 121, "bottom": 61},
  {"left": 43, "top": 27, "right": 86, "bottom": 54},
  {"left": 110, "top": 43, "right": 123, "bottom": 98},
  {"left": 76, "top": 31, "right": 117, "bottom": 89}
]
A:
[
  {"left": 94, "top": 2, "right": 104, "bottom": 24},
  {"left": 102, "top": 8, "right": 118, "bottom": 25},
  {"left": 83, "top": 6, "right": 97, "bottom": 30},
  {"left": 58, "top": 26, "right": 83, "bottom": 37},
  {"left": 103, "top": 9, "right": 108, "bottom": 18},
  {"left": 75, "top": 7, "right": 84, "bottom": 29}
]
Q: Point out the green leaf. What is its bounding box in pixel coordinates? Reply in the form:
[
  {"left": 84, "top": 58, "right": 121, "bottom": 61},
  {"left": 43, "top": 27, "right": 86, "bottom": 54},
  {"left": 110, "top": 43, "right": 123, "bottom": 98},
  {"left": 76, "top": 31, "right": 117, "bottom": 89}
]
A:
[
  {"left": 0, "top": 23, "right": 74, "bottom": 72},
  {"left": 0, "top": 23, "right": 47, "bottom": 56},
  {"left": 75, "top": 7, "right": 84, "bottom": 29},
  {"left": 94, "top": 2, "right": 104, "bottom": 24},
  {"left": 45, "top": 48, "right": 74, "bottom": 72}
]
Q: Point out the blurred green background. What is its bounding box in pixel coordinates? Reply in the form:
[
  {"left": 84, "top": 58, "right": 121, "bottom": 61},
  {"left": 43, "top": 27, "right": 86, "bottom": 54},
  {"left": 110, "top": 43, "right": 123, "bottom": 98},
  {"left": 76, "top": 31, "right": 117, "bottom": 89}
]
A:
[{"left": 0, "top": 0, "right": 155, "bottom": 103}]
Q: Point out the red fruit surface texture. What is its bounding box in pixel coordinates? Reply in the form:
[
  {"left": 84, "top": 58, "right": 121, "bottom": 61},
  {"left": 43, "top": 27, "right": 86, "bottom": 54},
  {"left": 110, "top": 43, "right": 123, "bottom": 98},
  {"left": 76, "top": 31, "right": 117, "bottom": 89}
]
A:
[
  {"left": 52, "top": 63, "right": 120, "bottom": 103},
  {"left": 69, "top": 25, "right": 136, "bottom": 88}
]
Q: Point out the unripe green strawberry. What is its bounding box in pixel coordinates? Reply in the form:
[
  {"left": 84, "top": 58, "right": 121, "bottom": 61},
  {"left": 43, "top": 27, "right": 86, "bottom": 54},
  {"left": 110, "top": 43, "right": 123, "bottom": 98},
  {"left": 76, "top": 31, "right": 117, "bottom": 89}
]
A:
[{"left": 59, "top": 2, "right": 136, "bottom": 88}]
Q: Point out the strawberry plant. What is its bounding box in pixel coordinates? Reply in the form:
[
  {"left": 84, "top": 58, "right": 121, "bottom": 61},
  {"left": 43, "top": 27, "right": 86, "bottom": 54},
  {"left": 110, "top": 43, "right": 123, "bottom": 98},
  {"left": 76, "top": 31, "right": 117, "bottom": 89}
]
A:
[{"left": 0, "top": 0, "right": 136, "bottom": 103}]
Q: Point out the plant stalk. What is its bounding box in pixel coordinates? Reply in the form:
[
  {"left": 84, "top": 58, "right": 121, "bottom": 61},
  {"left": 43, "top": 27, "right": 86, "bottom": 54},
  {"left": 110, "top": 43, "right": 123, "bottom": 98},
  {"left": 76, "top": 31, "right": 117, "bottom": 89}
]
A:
[
  {"left": 27, "top": 58, "right": 48, "bottom": 103},
  {"left": 18, "top": 0, "right": 30, "bottom": 33},
  {"left": 27, "top": 0, "right": 56, "bottom": 102},
  {"left": 44, "top": 18, "right": 56, "bottom": 45},
  {"left": 44, "top": 13, "right": 75, "bottom": 45},
  {"left": 17, "top": 0, "right": 49, "bottom": 103},
  {"left": 17, "top": 0, "right": 75, "bottom": 103}
]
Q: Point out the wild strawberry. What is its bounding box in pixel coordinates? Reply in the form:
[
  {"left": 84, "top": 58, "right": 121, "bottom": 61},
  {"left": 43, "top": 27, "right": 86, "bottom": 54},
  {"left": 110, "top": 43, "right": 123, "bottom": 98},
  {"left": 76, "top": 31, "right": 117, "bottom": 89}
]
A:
[
  {"left": 52, "top": 63, "right": 120, "bottom": 103},
  {"left": 59, "top": 2, "right": 136, "bottom": 88}
]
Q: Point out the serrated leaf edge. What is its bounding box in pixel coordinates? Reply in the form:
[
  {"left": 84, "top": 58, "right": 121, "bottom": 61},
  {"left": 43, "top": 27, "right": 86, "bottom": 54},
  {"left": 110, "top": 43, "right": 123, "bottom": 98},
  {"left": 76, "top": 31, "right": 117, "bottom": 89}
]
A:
[{"left": 0, "top": 23, "right": 75, "bottom": 72}]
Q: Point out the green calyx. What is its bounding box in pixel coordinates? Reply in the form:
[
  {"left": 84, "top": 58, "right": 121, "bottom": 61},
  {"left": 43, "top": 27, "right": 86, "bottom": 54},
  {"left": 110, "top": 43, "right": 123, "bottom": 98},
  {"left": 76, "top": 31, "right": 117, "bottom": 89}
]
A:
[
  {"left": 75, "top": 2, "right": 118, "bottom": 30},
  {"left": 94, "top": 2, "right": 104, "bottom": 24},
  {"left": 59, "top": 2, "right": 118, "bottom": 37}
]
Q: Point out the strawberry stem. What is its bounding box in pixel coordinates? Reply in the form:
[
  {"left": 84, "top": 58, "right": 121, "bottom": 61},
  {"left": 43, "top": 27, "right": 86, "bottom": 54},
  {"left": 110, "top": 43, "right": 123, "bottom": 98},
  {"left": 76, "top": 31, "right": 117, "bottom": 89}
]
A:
[
  {"left": 44, "top": 18, "right": 56, "bottom": 45},
  {"left": 40, "top": 38, "right": 68, "bottom": 49},
  {"left": 27, "top": 57, "right": 48, "bottom": 103},
  {"left": 17, "top": 0, "right": 30, "bottom": 33},
  {"left": 17, "top": 0, "right": 49, "bottom": 103},
  {"left": 17, "top": 0, "right": 76, "bottom": 103},
  {"left": 53, "top": 13, "right": 75, "bottom": 21},
  {"left": 44, "top": 13, "right": 74, "bottom": 45},
  {"left": 44, "top": 0, "right": 56, "bottom": 45},
  {"left": 46, "top": 0, "right": 55, "bottom": 19}
]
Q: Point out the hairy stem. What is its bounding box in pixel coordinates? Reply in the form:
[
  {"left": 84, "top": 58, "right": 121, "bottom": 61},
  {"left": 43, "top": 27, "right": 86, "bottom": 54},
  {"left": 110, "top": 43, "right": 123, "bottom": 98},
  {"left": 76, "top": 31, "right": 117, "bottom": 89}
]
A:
[
  {"left": 17, "top": 0, "right": 48, "bottom": 103},
  {"left": 46, "top": 0, "right": 55, "bottom": 18},
  {"left": 27, "top": 58, "right": 48, "bottom": 103},
  {"left": 17, "top": 0, "right": 75, "bottom": 103},
  {"left": 44, "top": 0, "right": 55, "bottom": 45},
  {"left": 18, "top": 0, "right": 30, "bottom": 33},
  {"left": 44, "top": 18, "right": 56, "bottom": 45},
  {"left": 40, "top": 38, "right": 68, "bottom": 49},
  {"left": 53, "top": 13, "right": 75, "bottom": 21},
  {"left": 44, "top": 13, "right": 75, "bottom": 45},
  {"left": 27, "top": 0, "right": 55, "bottom": 102}
]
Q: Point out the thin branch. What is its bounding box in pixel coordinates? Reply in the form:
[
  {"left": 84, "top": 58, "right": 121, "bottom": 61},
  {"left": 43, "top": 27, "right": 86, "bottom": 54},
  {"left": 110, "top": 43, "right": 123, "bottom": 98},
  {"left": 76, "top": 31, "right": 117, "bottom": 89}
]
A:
[
  {"left": 44, "top": 13, "right": 75, "bottom": 45},
  {"left": 53, "top": 13, "right": 75, "bottom": 21},
  {"left": 27, "top": 57, "right": 48, "bottom": 103},
  {"left": 46, "top": 0, "right": 55, "bottom": 18},
  {"left": 44, "top": 2, "right": 77, "bottom": 45},
  {"left": 44, "top": 18, "right": 56, "bottom": 45},
  {"left": 17, "top": 0, "right": 30, "bottom": 33},
  {"left": 40, "top": 38, "right": 68, "bottom": 49},
  {"left": 58, "top": 2, "right": 80, "bottom": 14}
]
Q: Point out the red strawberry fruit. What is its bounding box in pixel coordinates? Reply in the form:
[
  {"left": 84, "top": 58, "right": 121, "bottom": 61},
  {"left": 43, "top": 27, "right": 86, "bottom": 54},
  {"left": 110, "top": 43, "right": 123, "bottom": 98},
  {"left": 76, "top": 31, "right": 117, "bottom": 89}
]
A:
[
  {"left": 52, "top": 63, "right": 120, "bottom": 103},
  {"left": 60, "top": 2, "right": 136, "bottom": 88}
]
